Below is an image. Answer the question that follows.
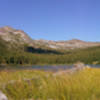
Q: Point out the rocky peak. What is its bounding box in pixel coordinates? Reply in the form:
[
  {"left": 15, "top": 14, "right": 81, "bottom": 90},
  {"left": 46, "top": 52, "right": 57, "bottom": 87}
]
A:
[
  {"left": 1, "top": 26, "right": 14, "bottom": 31},
  {"left": 0, "top": 26, "right": 15, "bottom": 33},
  {"left": 66, "top": 39, "right": 86, "bottom": 43},
  {"left": 0, "top": 26, "right": 32, "bottom": 44}
]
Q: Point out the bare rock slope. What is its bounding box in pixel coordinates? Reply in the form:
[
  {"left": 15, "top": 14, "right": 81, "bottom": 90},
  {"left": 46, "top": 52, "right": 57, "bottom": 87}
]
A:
[
  {"left": 0, "top": 26, "right": 100, "bottom": 50},
  {"left": 0, "top": 26, "right": 32, "bottom": 44},
  {"left": 34, "top": 39, "right": 100, "bottom": 49}
]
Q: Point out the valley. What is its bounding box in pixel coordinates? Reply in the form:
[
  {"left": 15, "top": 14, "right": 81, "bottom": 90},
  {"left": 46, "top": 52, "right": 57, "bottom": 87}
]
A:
[
  {"left": 0, "top": 26, "right": 100, "bottom": 66},
  {"left": 0, "top": 26, "right": 100, "bottom": 100}
]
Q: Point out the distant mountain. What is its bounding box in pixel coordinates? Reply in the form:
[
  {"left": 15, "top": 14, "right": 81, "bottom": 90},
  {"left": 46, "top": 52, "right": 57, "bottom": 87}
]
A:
[
  {"left": 0, "top": 26, "right": 100, "bottom": 50},
  {"left": 0, "top": 26, "right": 33, "bottom": 44},
  {"left": 34, "top": 39, "right": 100, "bottom": 49}
]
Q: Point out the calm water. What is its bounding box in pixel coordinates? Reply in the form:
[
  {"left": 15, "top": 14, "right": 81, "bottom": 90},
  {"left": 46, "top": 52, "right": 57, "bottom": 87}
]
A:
[
  {"left": 0, "top": 65, "right": 100, "bottom": 71},
  {"left": 14, "top": 65, "right": 73, "bottom": 71}
]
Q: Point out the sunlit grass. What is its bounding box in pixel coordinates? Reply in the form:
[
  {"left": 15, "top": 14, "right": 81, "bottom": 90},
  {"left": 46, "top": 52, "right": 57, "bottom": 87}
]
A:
[{"left": 0, "top": 68, "right": 100, "bottom": 100}]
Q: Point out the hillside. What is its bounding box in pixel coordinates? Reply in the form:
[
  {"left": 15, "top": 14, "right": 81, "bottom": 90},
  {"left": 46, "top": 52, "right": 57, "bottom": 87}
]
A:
[
  {"left": 0, "top": 26, "right": 33, "bottom": 45},
  {"left": 0, "top": 26, "right": 100, "bottom": 50},
  {"left": 34, "top": 39, "right": 100, "bottom": 49},
  {"left": 0, "top": 26, "right": 100, "bottom": 65}
]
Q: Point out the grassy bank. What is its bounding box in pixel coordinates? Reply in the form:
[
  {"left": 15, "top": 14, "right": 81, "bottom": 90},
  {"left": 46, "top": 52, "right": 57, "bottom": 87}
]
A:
[{"left": 0, "top": 68, "right": 100, "bottom": 100}]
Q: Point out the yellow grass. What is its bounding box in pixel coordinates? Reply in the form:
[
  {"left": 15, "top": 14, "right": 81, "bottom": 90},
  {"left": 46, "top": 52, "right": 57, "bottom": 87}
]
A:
[{"left": 0, "top": 68, "right": 100, "bottom": 100}]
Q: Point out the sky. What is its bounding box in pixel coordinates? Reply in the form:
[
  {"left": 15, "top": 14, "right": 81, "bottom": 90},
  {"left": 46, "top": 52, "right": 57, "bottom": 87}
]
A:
[{"left": 0, "top": 0, "right": 100, "bottom": 41}]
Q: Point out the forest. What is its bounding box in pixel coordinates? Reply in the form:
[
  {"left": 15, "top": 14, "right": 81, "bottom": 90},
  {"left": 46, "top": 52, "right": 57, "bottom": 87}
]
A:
[{"left": 0, "top": 37, "right": 100, "bottom": 66}]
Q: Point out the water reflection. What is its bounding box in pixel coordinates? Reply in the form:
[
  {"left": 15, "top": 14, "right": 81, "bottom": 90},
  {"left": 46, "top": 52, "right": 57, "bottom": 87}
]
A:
[{"left": 0, "top": 65, "right": 100, "bottom": 71}]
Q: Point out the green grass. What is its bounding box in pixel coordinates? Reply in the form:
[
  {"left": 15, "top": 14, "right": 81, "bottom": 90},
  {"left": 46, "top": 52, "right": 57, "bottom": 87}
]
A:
[{"left": 0, "top": 68, "right": 100, "bottom": 100}]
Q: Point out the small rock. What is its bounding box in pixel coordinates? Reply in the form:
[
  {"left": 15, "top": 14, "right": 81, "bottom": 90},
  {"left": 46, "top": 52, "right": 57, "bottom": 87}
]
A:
[
  {"left": 0, "top": 91, "right": 8, "bottom": 100},
  {"left": 73, "top": 62, "right": 85, "bottom": 70}
]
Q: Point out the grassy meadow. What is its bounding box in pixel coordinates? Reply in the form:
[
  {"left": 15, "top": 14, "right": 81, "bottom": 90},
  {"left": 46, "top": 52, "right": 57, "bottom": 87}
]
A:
[{"left": 0, "top": 68, "right": 100, "bottom": 100}]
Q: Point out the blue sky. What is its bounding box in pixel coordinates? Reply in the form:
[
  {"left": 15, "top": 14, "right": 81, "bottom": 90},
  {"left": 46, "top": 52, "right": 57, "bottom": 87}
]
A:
[{"left": 0, "top": 0, "right": 100, "bottom": 41}]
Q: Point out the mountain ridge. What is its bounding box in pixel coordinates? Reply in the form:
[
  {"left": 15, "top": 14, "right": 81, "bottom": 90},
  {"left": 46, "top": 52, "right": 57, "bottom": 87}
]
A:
[{"left": 0, "top": 26, "right": 100, "bottom": 50}]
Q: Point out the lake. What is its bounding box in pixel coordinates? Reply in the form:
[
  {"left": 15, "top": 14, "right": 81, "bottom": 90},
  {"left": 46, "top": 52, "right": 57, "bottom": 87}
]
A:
[{"left": 0, "top": 64, "right": 100, "bottom": 71}]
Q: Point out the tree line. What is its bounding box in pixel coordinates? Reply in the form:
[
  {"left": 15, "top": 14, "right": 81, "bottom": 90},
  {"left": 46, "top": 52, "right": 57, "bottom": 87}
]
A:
[{"left": 0, "top": 38, "right": 100, "bottom": 66}]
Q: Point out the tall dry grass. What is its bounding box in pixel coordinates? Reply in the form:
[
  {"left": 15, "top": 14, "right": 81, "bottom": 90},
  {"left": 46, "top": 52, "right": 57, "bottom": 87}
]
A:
[{"left": 0, "top": 68, "right": 100, "bottom": 100}]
